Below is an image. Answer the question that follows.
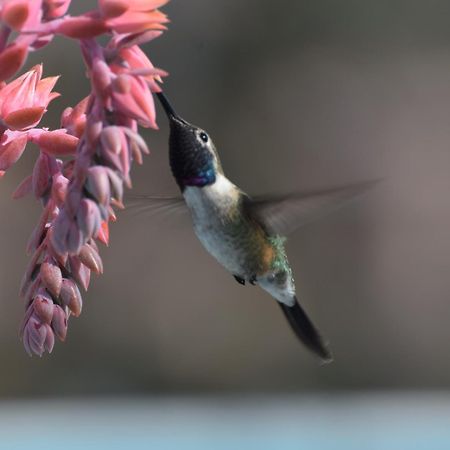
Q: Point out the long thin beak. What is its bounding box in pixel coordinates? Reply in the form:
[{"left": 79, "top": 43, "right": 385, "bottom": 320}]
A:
[{"left": 156, "top": 92, "right": 179, "bottom": 120}]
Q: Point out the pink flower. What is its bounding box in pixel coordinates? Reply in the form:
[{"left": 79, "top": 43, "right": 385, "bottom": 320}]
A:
[
  {"left": 0, "top": 64, "right": 59, "bottom": 130},
  {"left": 19, "top": 0, "right": 43, "bottom": 31},
  {"left": 22, "top": 314, "right": 55, "bottom": 356},
  {"left": 102, "top": 0, "right": 169, "bottom": 34},
  {"left": 115, "top": 45, "right": 166, "bottom": 92},
  {"left": 43, "top": 0, "right": 71, "bottom": 19},
  {"left": 0, "top": 130, "right": 27, "bottom": 170},
  {"left": 61, "top": 96, "right": 89, "bottom": 138},
  {"left": 28, "top": 128, "right": 79, "bottom": 156},
  {"left": 98, "top": 0, "right": 128, "bottom": 19},
  {"left": 99, "top": 0, "right": 169, "bottom": 18},
  {"left": 0, "top": 42, "right": 28, "bottom": 82},
  {"left": 111, "top": 74, "right": 157, "bottom": 128},
  {"left": 0, "top": 0, "right": 170, "bottom": 357},
  {"left": 1, "top": 1, "right": 31, "bottom": 30},
  {"left": 0, "top": 0, "right": 44, "bottom": 31},
  {"left": 55, "top": 15, "right": 109, "bottom": 39}
]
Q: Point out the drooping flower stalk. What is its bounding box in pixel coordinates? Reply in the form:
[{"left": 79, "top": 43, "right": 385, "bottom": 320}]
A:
[{"left": 0, "top": 0, "right": 169, "bottom": 355}]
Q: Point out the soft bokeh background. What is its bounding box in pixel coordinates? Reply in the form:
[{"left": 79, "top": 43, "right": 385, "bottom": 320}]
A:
[{"left": 1, "top": 1, "right": 450, "bottom": 448}]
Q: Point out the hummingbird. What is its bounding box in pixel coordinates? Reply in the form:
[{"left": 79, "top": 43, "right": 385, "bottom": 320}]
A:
[{"left": 134, "top": 92, "right": 375, "bottom": 363}]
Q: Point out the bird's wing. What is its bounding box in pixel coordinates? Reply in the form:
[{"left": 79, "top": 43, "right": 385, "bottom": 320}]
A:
[
  {"left": 247, "top": 179, "right": 379, "bottom": 236},
  {"left": 125, "top": 195, "right": 188, "bottom": 219}
]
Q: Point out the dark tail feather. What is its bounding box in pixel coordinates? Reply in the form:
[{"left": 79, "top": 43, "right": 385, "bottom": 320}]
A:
[{"left": 279, "top": 298, "right": 333, "bottom": 363}]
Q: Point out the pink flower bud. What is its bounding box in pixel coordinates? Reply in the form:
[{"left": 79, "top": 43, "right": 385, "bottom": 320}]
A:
[
  {"left": 1, "top": 1, "right": 29, "bottom": 30},
  {"left": 51, "top": 305, "right": 68, "bottom": 341},
  {"left": 32, "top": 290, "right": 54, "bottom": 324},
  {"left": 111, "top": 74, "right": 157, "bottom": 128},
  {"left": 44, "top": 324, "right": 55, "bottom": 353},
  {"left": 86, "top": 120, "right": 103, "bottom": 146},
  {"left": 5, "top": 107, "right": 46, "bottom": 130},
  {"left": 51, "top": 173, "right": 69, "bottom": 205},
  {"left": 97, "top": 220, "right": 110, "bottom": 246},
  {"left": 67, "top": 220, "right": 83, "bottom": 255},
  {"left": 105, "top": 167, "right": 124, "bottom": 203},
  {"left": 61, "top": 97, "right": 88, "bottom": 137},
  {"left": 32, "top": 152, "right": 51, "bottom": 198},
  {"left": 56, "top": 16, "right": 109, "bottom": 39},
  {"left": 104, "top": 0, "right": 169, "bottom": 12},
  {"left": 91, "top": 59, "right": 112, "bottom": 102},
  {"left": 0, "top": 43, "right": 28, "bottom": 82},
  {"left": 47, "top": 229, "right": 69, "bottom": 268},
  {"left": 124, "top": 127, "right": 150, "bottom": 158},
  {"left": 43, "top": 0, "right": 71, "bottom": 19},
  {"left": 78, "top": 244, "right": 103, "bottom": 275},
  {"left": 99, "top": 0, "right": 129, "bottom": 19},
  {"left": 106, "top": 9, "right": 169, "bottom": 34},
  {"left": 16, "top": 0, "right": 43, "bottom": 30},
  {"left": 34, "top": 130, "right": 79, "bottom": 156},
  {"left": 0, "top": 131, "right": 27, "bottom": 171},
  {"left": 65, "top": 188, "right": 82, "bottom": 217},
  {"left": 40, "top": 259, "right": 63, "bottom": 297},
  {"left": 23, "top": 314, "right": 51, "bottom": 356},
  {"left": 111, "top": 74, "right": 130, "bottom": 94},
  {"left": 113, "top": 30, "right": 163, "bottom": 49},
  {"left": 76, "top": 198, "right": 102, "bottom": 239},
  {"left": 108, "top": 205, "right": 118, "bottom": 221},
  {"left": 117, "top": 46, "right": 166, "bottom": 84},
  {"left": 60, "top": 278, "right": 82, "bottom": 317},
  {"left": 129, "top": 0, "right": 170, "bottom": 9},
  {"left": 86, "top": 165, "right": 111, "bottom": 205},
  {"left": 130, "top": 143, "right": 143, "bottom": 164},
  {"left": 68, "top": 256, "right": 91, "bottom": 291},
  {"left": 51, "top": 211, "right": 71, "bottom": 256},
  {"left": 100, "top": 126, "right": 123, "bottom": 155}
]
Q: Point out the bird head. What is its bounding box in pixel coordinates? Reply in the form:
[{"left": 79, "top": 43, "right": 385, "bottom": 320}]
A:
[{"left": 157, "top": 92, "right": 222, "bottom": 190}]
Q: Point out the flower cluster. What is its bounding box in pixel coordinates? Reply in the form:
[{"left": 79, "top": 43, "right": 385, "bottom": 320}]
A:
[{"left": 0, "top": 0, "right": 169, "bottom": 355}]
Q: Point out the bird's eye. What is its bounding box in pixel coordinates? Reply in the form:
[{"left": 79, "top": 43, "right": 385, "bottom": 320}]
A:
[
  {"left": 199, "top": 132, "right": 208, "bottom": 143},
  {"left": 267, "top": 273, "right": 276, "bottom": 283}
]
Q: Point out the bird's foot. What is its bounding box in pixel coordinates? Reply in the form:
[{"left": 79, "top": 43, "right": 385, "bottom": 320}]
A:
[
  {"left": 249, "top": 275, "right": 257, "bottom": 285},
  {"left": 234, "top": 275, "right": 246, "bottom": 286}
]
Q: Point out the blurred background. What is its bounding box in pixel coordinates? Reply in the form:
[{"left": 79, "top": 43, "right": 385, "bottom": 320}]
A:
[{"left": 1, "top": 0, "right": 450, "bottom": 448}]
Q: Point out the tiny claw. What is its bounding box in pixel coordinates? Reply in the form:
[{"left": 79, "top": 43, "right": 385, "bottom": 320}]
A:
[{"left": 233, "top": 275, "right": 245, "bottom": 286}]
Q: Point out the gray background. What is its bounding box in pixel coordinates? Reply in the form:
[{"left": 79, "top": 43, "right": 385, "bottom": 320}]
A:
[{"left": 0, "top": 0, "right": 450, "bottom": 397}]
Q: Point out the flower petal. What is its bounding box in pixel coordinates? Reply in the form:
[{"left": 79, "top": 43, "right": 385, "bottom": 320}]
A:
[
  {"left": 99, "top": 0, "right": 129, "bottom": 19},
  {"left": 2, "top": 1, "right": 30, "bottom": 30},
  {"left": 0, "top": 43, "right": 28, "bottom": 82},
  {"left": 0, "top": 132, "right": 27, "bottom": 171},
  {"left": 35, "top": 130, "right": 79, "bottom": 156},
  {"left": 56, "top": 16, "right": 109, "bottom": 38},
  {"left": 4, "top": 106, "right": 45, "bottom": 130}
]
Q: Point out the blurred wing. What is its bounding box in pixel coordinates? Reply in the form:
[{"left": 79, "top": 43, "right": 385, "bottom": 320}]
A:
[
  {"left": 248, "top": 179, "right": 379, "bottom": 236},
  {"left": 125, "top": 195, "right": 188, "bottom": 219}
]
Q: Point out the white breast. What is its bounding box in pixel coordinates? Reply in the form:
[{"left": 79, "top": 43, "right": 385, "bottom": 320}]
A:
[
  {"left": 183, "top": 174, "right": 238, "bottom": 219},
  {"left": 183, "top": 174, "right": 244, "bottom": 274}
]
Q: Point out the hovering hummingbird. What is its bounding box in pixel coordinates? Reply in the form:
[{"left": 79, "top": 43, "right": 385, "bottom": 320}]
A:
[{"left": 134, "top": 92, "right": 375, "bottom": 363}]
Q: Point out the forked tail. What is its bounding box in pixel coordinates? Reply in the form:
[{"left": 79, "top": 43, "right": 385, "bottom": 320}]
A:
[{"left": 279, "top": 297, "right": 333, "bottom": 363}]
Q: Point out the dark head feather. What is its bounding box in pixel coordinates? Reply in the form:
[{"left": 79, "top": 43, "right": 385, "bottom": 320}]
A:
[{"left": 157, "top": 93, "right": 219, "bottom": 191}]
